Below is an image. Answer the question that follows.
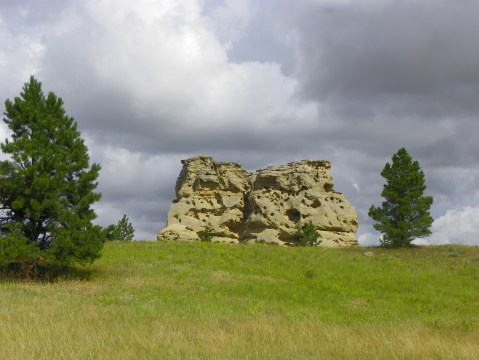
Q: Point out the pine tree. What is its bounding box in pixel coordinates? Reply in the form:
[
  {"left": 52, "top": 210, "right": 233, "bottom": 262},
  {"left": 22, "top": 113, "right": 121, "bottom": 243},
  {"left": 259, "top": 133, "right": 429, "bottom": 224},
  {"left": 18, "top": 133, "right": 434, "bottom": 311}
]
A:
[
  {"left": 104, "top": 215, "right": 134, "bottom": 241},
  {"left": 369, "top": 148, "right": 433, "bottom": 247},
  {"left": 0, "top": 76, "right": 104, "bottom": 272},
  {"left": 115, "top": 214, "right": 134, "bottom": 241},
  {"left": 299, "top": 221, "right": 322, "bottom": 247}
]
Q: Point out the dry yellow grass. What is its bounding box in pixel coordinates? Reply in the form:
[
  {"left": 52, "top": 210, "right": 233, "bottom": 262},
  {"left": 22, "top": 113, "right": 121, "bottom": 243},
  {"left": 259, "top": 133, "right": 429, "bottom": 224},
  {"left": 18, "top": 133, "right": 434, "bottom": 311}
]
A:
[
  {"left": 1, "top": 310, "right": 478, "bottom": 359},
  {"left": 1, "top": 241, "right": 478, "bottom": 359}
]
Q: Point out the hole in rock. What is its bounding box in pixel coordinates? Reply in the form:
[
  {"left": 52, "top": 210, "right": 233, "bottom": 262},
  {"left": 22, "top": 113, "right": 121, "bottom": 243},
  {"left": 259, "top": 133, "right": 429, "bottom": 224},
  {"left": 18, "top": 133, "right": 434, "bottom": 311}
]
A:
[{"left": 286, "top": 209, "right": 301, "bottom": 223}]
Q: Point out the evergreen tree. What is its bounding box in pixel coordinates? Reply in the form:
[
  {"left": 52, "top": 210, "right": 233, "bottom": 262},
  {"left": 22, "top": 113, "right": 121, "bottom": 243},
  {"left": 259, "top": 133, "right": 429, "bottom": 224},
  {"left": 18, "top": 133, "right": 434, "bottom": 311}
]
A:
[
  {"left": 0, "top": 76, "right": 104, "bottom": 272},
  {"left": 299, "top": 221, "right": 322, "bottom": 247},
  {"left": 369, "top": 148, "right": 433, "bottom": 247},
  {"left": 198, "top": 225, "right": 213, "bottom": 243},
  {"left": 103, "top": 224, "right": 117, "bottom": 241},
  {"left": 104, "top": 214, "right": 134, "bottom": 241}
]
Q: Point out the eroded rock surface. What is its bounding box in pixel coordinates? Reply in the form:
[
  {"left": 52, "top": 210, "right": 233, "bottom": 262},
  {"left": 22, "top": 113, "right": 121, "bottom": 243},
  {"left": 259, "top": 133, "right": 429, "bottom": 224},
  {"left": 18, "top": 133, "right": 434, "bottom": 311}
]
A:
[
  {"left": 157, "top": 156, "right": 358, "bottom": 247},
  {"left": 243, "top": 161, "right": 358, "bottom": 247},
  {"left": 157, "top": 156, "right": 250, "bottom": 244}
]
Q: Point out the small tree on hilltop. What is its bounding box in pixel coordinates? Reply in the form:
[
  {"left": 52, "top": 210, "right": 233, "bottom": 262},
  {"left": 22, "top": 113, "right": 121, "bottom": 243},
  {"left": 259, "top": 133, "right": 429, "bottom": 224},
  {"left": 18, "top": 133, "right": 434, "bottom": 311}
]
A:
[
  {"left": 0, "top": 76, "right": 104, "bottom": 273},
  {"left": 369, "top": 148, "right": 433, "bottom": 248},
  {"left": 104, "top": 214, "right": 135, "bottom": 241}
]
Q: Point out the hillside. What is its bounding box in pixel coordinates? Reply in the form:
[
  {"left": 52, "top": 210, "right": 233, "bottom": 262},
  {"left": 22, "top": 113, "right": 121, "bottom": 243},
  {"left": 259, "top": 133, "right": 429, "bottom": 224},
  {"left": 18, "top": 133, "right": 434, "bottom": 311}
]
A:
[{"left": 1, "top": 241, "right": 478, "bottom": 359}]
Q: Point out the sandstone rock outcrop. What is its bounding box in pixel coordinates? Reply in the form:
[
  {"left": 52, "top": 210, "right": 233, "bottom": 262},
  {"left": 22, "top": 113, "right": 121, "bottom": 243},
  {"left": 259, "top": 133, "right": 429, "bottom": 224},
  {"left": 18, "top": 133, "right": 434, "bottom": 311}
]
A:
[
  {"left": 244, "top": 160, "right": 358, "bottom": 247},
  {"left": 157, "top": 156, "right": 358, "bottom": 247},
  {"left": 157, "top": 156, "right": 249, "bottom": 244}
]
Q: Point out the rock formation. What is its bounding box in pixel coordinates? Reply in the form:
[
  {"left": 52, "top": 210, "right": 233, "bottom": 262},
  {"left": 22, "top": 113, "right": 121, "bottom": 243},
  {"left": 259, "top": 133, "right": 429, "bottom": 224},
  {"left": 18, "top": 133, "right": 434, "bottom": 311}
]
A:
[
  {"left": 243, "top": 160, "right": 358, "bottom": 247},
  {"left": 157, "top": 156, "right": 358, "bottom": 247}
]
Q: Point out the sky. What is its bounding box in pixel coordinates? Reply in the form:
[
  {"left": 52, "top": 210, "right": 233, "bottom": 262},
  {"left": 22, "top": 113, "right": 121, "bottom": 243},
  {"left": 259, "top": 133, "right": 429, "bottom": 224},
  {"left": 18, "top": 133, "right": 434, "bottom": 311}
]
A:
[{"left": 1, "top": 0, "right": 478, "bottom": 245}]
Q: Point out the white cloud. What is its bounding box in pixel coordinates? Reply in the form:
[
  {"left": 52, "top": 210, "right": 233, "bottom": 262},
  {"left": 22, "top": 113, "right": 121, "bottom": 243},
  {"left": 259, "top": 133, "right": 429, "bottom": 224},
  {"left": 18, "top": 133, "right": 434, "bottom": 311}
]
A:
[
  {"left": 415, "top": 206, "right": 479, "bottom": 246},
  {"left": 352, "top": 183, "right": 360, "bottom": 193},
  {"left": 0, "top": 16, "right": 43, "bottom": 99},
  {"left": 89, "top": 142, "right": 189, "bottom": 239},
  {"left": 35, "top": 0, "right": 317, "bottom": 147},
  {"left": 358, "top": 232, "right": 380, "bottom": 247}
]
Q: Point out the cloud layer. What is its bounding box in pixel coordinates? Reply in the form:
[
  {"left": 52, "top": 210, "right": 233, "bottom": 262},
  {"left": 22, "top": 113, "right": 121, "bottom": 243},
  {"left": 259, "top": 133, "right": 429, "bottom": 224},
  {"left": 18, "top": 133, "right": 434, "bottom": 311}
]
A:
[{"left": 1, "top": 0, "right": 478, "bottom": 244}]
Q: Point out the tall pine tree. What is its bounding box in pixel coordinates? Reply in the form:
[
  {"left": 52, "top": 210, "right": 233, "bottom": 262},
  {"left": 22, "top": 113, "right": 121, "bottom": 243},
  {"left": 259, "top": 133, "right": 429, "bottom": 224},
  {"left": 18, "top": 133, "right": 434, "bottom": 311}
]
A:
[
  {"left": 0, "top": 76, "right": 104, "bottom": 272},
  {"left": 369, "top": 148, "right": 433, "bottom": 247}
]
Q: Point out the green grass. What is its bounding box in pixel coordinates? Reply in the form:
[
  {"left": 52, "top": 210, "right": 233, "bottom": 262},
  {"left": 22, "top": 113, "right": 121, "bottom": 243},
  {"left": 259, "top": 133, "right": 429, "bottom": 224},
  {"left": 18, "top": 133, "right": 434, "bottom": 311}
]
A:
[{"left": 1, "top": 241, "right": 478, "bottom": 359}]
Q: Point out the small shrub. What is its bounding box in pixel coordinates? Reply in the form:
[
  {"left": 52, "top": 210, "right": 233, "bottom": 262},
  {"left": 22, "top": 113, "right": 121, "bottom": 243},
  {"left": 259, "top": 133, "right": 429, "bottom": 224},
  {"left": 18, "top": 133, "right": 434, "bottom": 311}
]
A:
[
  {"left": 199, "top": 226, "right": 214, "bottom": 242},
  {"left": 299, "top": 221, "right": 321, "bottom": 247}
]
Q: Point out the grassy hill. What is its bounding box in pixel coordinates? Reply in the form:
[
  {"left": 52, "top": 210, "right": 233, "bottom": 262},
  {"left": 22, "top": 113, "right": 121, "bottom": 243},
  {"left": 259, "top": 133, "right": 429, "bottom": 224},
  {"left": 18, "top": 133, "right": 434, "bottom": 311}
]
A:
[{"left": 1, "top": 241, "right": 478, "bottom": 359}]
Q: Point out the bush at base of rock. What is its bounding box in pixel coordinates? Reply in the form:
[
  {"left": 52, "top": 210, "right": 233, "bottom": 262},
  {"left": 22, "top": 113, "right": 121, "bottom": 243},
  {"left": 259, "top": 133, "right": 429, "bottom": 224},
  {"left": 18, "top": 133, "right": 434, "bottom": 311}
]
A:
[
  {"left": 199, "top": 227, "right": 214, "bottom": 242},
  {"left": 299, "top": 221, "right": 322, "bottom": 247}
]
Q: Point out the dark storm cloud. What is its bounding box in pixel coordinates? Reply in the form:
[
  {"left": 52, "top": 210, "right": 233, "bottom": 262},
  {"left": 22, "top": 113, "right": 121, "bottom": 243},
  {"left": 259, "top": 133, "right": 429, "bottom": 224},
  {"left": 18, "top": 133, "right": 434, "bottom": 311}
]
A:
[
  {"left": 295, "top": 1, "right": 479, "bottom": 114},
  {"left": 291, "top": 0, "right": 479, "bottom": 173}
]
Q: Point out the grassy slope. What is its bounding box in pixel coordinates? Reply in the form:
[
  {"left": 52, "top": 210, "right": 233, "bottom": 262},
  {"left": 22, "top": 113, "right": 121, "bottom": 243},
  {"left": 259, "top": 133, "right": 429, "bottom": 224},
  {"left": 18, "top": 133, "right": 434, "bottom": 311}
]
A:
[{"left": 0, "top": 241, "right": 478, "bottom": 359}]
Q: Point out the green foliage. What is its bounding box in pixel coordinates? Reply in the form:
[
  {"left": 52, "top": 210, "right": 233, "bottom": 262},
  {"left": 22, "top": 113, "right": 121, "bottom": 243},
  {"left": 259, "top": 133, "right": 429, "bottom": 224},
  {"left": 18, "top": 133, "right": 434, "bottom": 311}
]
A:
[
  {"left": 0, "top": 76, "right": 104, "bottom": 273},
  {"left": 369, "top": 148, "right": 433, "bottom": 248},
  {"left": 0, "top": 231, "right": 39, "bottom": 267},
  {"left": 299, "top": 221, "right": 322, "bottom": 246},
  {"left": 103, "top": 224, "right": 117, "bottom": 241},
  {"left": 104, "top": 214, "right": 135, "bottom": 241},
  {"left": 198, "top": 226, "right": 214, "bottom": 242}
]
